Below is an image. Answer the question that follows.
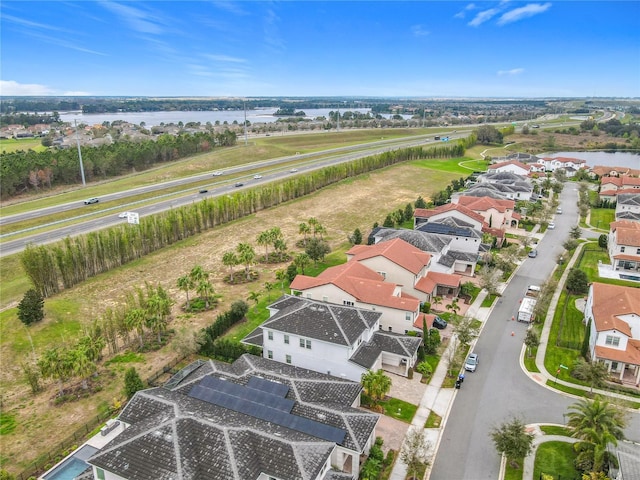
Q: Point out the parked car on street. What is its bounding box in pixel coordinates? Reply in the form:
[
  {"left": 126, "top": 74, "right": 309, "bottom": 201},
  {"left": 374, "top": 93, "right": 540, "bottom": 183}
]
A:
[
  {"left": 84, "top": 197, "right": 99, "bottom": 205},
  {"left": 548, "top": 222, "right": 555, "bottom": 229},
  {"left": 465, "top": 353, "right": 479, "bottom": 372},
  {"left": 528, "top": 249, "right": 538, "bottom": 258},
  {"left": 556, "top": 207, "right": 562, "bottom": 214}
]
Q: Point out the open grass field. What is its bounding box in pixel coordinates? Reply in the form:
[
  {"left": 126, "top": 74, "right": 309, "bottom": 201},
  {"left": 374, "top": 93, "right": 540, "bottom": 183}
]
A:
[
  {"left": 0, "top": 153, "right": 462, "bottom": 475},
  {"left": 0, "top": 137, "right": 47, "bottom": 154}
]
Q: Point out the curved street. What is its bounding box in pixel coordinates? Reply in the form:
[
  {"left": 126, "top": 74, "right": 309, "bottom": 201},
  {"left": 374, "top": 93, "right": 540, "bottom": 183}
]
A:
[{"left": 430, "top": 184, "right": 640, "bottom": 479}]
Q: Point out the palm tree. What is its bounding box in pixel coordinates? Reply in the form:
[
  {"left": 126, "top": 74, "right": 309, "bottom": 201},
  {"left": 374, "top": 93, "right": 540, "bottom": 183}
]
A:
[
  {"left": 222, "top": 251, "right": 238, "bottom": 282},
  {"left": 567, "top": 397, "right": 627, "bottom": 473},
  {"left": 264, "top": 281, "right": 274, "bottom": 301},
  {"left": 236, "top": 242, "right": 256, "bottom": 280},
  {"left": 248, "top": 291, "right": 260, "bottom": 312},
  {"left": 298, "top": 222, "right": 311, "bottom": 245},
  {"left": 126, "top": 308, "right": 147, "bottom": 348},
  {"left": 257, "top": 230, "right": 271, "bottom": 262},
  {"left": 189, "top": 265, "right": 209, "bottom": 285},
  {"left": 432, "top": 295, "right": 443, "bottom": 312},
  {"left": 197, "top": 280, "right": 214, "bottom": 309},
  {"left": 446, "top": 298, "right": 460, "bottom": 321},
  {"left": 71, "top": 345, "right": 96, "bottom": 390},
  {"left": 275, "top": 269, "right": 287, "bottom": 292},
  {"left": 361, "top": 369, "right": 392, "bottom": 407},
  {"left": 293, "top": 253, "right": 311, "bottom": 275},
  {"left": 177, "top": 275, "right": 194, "bottom": 310}
]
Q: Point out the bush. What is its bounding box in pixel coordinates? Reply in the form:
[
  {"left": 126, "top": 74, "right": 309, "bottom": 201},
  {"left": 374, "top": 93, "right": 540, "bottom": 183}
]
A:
[
  {"left": 17, "top": 288, "right": 44, "bottom": 325},
  {"left": 123, "top": 367, "right": 145, "bottom": 399},
  {"left": 416, "top": 361, "right": 433, "bottom": 376}
]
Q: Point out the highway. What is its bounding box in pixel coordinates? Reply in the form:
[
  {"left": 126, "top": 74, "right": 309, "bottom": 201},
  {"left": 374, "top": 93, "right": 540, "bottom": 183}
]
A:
[{"left": 0, "top": 132, "right": 467, "bottom": 257}]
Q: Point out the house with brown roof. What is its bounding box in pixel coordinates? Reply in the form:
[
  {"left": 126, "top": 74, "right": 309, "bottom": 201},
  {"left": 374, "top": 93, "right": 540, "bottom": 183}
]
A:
[
  {"left": 345, "top": 238, "right": 433, "bottom": 301},
  {"left": 600, "top": 176, "right": 640, "bottom": 202},
  {"left": 242, "top": 295, "right": 421, "bottom": 381},
  {"left": 488, "top": 160, "right": 530, "bottom": 176},
  {"left": 414, "top": 203, "right": 485, "bottom": 231},
  {"left": 453, "top": 195, "right": 520, "bottom": 228},
  {"left": 290, "top": 261, "right": 422, "bottom": 334},
  {"left": 592, "top": 165, "right": 640, "bottom": 178},
  {"left": 584, "top": 283, "right": 640, "bottom": 386},
  {"left": 608, "top": 220, "right": 640, "bottom": 279}
]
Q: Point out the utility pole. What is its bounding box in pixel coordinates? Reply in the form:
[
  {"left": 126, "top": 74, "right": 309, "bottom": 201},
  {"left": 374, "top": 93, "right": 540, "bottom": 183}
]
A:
[
  {"left": 337, "top": 109, "right": 340, "bottom": 132},
  {"left": 243, "top": 102, "right": 248, "bottom": 146},
  {"left": 75, "top": 120, "right": 86, "bottom": 187}
]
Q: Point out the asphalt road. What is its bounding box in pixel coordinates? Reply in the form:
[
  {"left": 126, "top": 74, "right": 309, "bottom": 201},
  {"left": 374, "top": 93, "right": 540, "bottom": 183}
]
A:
[
  {"left": 1, "top": 133, "right": 467, "bottom": 257},
  {"left": 430, "top": 184, "right": 640, "bottom": 479}
]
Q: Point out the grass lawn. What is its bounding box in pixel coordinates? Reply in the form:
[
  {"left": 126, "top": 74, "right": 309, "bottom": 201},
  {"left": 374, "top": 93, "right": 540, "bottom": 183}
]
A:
[
  {"left": 379, "top": 396, "right": 418, "bottom": 423},
  {"left": 539, "top": 425, "right": 570, "bottom": 436},
  {"left": 587, "top": 207, "right": 615, "bottom": 229},
  {"left": 481, "top": 294, "right": 497, "bottom": 308},
  {"left": 0, "top": 137, "right": 47, "bottom": 153},
  {"left": 533, "top": 441, "right": 579, "bottom": 480},
  {"left": 577, "top": 248, "right": 640, "bottom": 288},
  {"left": 424, "top": 411, "right": 442, "bottom": 428},
  {"left": 503, "top": 460, "right": 524, "bottom": 480},
  {"left": 412, "top": 156, "right": 486, "bottom": 175}
]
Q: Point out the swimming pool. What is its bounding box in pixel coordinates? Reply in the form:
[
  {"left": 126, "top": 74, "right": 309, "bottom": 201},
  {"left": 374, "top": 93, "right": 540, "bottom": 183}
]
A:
[{"left": 42, "top": 444, "right": 97, "bottom": 480}]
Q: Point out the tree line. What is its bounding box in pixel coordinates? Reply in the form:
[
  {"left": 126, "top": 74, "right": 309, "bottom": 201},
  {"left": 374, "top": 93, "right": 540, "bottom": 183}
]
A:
[
  {"left": 20, "top": 139, "right": 473, "bottom": 298},
  {"left": 0, "top": 130, "right": 237, "bottom": 198}
]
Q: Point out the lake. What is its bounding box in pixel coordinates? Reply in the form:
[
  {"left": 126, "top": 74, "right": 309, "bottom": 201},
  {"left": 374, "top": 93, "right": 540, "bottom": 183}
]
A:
[
  {"left": 58, "top": 108, "right": 392, "bottom": 127},
  {"left": 545, "top": 151, "right": 639, "bottom": 169}
]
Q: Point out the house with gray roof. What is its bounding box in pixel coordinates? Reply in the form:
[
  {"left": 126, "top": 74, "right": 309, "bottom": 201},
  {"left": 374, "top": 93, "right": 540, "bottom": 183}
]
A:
[
  {"left": 242, "top": 295, "right": 422, "bottom": 381},
  {"left": 88, "top": 354, "right": 379, "bottom": 480},
  {"left": 463, "top": 171, "right": 534, "bottom": 201},
  {"left": 616, "top": 193, "right": 640, "bottom": 222}
]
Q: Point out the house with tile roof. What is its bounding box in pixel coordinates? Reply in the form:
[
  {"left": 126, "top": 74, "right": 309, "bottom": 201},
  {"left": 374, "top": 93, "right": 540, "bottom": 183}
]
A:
[
  {"left": 454, "top": 195, "right": 520, "bottom": 228},
  {"left": 608, "top": 220, "right": 640, "bottom": 280},
  {"left": 615, "top": 193, "right": 640, "bottom": 222},
  {"left": 345, "top": 238, "right": 433, "bottom": 300},
  {"left": 539, "top": 156, "right": 587, "bottom": 175},
  {"left": 584, "top": 283, "right": 640, "bottom": 386},
  {"left": 592, "top": 165, "right": 640, "bottom": 178},
  {"left": 487, "top": 160, "right": 531, "bottom": 176},
  {"left": 600, "top": 176, "right": 640, "bottom": 202},
  {"left": 367, "top": 227, "right": 471, "bottom": 291},
  {"left": 414, "top": 203, "right": 485, "bottom": 231},
  {"left": 474, "top": 171, "right": 535, "bottom": 200},
  {"left": 290, "top": 261, "right": 422, "bottom": 334},
  {"left": 242, "top": 295, "right": 422, "bottom": 381},
  {"left": 87, "top": 355, "right": 377, "bottom": 480}
]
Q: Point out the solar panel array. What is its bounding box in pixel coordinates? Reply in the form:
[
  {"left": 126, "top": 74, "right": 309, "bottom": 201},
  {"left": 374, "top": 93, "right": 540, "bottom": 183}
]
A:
[{"left": 188, "top": 375, "right": 346, "bottom": 444}]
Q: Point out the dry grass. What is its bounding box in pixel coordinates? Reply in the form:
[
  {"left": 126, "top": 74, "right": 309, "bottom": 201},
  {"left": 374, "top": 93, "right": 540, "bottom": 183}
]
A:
[{"left": 1, "top": 161, "right": 458, "bottom": 474}]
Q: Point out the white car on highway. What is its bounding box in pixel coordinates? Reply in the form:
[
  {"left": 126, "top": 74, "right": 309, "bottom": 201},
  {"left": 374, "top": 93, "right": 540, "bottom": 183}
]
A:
[
  {"left": 118, "top": 212, "right": 133, "bottom": 218},
  {"left": 254, "top": 174, "right": 263, "bottom": 179}
]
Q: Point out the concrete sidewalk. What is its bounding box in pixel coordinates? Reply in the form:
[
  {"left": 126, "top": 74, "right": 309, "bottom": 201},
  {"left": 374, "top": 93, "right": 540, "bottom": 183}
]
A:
[{"left": 389, "top": 289, "right": 491, "bottom": 480}]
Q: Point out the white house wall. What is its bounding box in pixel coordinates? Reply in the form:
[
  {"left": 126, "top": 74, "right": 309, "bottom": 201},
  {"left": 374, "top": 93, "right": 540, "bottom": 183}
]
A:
[{"left": 262, "top": 328, "right": 367, "bottom": 382}]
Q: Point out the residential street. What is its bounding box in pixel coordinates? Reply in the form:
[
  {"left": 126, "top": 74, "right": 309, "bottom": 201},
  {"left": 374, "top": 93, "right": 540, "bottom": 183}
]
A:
[{"left": 430, "top": 184, "right": 640, "bottom": 479}]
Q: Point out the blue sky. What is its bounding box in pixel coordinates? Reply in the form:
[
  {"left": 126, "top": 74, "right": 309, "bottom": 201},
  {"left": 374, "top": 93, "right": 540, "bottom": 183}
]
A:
[{"left": 1, "top": 1, "right": 638, "bottom": 98}]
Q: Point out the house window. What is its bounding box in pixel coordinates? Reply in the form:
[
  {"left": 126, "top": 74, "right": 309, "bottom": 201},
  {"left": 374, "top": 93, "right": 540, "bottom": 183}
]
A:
[
  {"left": 267, "top": 350, "right": 273, "bottom": 359},
  {"left": 96, "top": 469, "right": 106, "bottom": 480},
  {"left": 377, "top": 271, "right": 386, "bottom": 279},
  {"left": 343, "top": 300, "right": 355, "bottom": 306},
  {"left": 611, "top": 362, "right": 618, "bottom": 371},
  {"left": 300, "top": 338, "right": 305, "bottom": 348},
  {"left": 286, "top": 355, "right": 292, "bottom": 364},
  {"left": 284, "top": 335, "right": 289, "bottom": 344},
  {"left": 621, "top": 246, "right": 625, "bottom": 253},
  {"left": 322, "top": 295, "right": 328, "bottom": 302},
  {"left": 405, "top": 312, "right": 412, "bottom": 321},
  {"left": 306, "top": 339, "right": 311, "bottom": 349},
  {"left": 267, "top": 331, "right": 273, "bottom": 341},
  {"left": 388, "top": 326, "right": 393, "bottom": 332},
  {"left": 605, "top": 335, "right": 620, "bottom": 347},
  {"left": 637, "top": 248, "right": 640, "bottom": 254}
]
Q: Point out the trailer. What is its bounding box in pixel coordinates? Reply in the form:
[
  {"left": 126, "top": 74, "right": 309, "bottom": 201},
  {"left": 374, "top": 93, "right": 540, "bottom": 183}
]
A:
[{"left": 518, "top": 297, "right": 537, "bottom": 323}]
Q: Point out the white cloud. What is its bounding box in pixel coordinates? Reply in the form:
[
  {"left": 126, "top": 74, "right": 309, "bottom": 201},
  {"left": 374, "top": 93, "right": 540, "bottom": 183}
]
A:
[
  {"left": 99, "top": 1, "right": 167, "bottom": 35},
  {"left": 411, "top": 24, "right": 430, "bottom": 37},
  {"left": 468, "top": 8, "right": 501, "bottom": 27},
  {"left": 497, "top": 3, "right": 552, "bottom": 25},
  {"left": 497, "top": 68, "right": 525, "bottom": 76},
  {"left": 211, "top": 1, "right": 249, "bottom": 16},
  {"left": 204, "top": 54, "right": 246, "bottom": 63},
  {"left": 0, "top": 80, "right": 54, "bottom": 95},
  {"left": 454, "top": 3, "right": 477, "bottom": 19}
]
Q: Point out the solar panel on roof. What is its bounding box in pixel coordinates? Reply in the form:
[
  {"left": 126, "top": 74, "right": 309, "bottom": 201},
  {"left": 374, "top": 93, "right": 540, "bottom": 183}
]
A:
[
  {"left": 198, "top": 375, "right": 294, "bottom": 413},
  {"left": 418, "top": 222, "right": 472, "bottom": 237},
  {"left": 188, "top": 376, "right": 346, "bottom": 444},
  {"left": 247, "top": 376, "right": 290, "bottom": 397}
]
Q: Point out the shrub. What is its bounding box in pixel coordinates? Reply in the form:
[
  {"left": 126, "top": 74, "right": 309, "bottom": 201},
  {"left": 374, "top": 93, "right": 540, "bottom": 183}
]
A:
[{"left": 17, "top": 288, "right": 45, "bottom": 325}]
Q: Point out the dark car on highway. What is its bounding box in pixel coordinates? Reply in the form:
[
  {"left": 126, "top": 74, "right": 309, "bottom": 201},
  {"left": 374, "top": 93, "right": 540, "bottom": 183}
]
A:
[{"left": 234, "top": 182, "right": 244, "bottom": 187}]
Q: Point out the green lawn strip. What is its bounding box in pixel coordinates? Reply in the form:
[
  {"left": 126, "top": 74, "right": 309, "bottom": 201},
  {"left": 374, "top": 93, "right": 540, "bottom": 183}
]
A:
[
  {"left": 578, "top": 248, "right": 640, "bottom": 287},
  {"left": 523, "top": 352, "right": 539, "bottom": 373},
  {"left": 0, "top": 411, "right": 17, "bottom": 435},
  {"left": 539, "top": 425, "right": 570, "bottom": 436},
  {"left": 545, "top": 380, "right": 589, "bottom": 396},
  {"left": 424, "top": 411, "right": 442, "bottom": 428},
  {"left": 588, "top": 208, "right": 615, "bottom": 229},
  {"left": 533, "top": 441, "right": 579, "bottom": 480},
  {"left": 481, "top": 294, "right": 497, "bottom": 308},
  {"left": 404, "top": 462, "right": 427, "bottom": 480},
  {"left": 379, "top": 397, "right": 417, "bottom": 423},
  {"left": 503, "top": 460, "right": 524, "bottom": 480},
  {"left": 0, "top": 253, "right": 30, "bottom": 310},
  {"left": 104, "top": 352, "right": 145, "bottom": 365}
]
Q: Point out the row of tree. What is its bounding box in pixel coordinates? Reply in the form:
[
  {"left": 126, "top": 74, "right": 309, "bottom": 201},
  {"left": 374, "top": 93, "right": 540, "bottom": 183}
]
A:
[
  {"left": 1, "top": 130, "right": 237, "bottom": 198},
  {"left": 21, "top": 142, "right": 471, "bottom": 297}
]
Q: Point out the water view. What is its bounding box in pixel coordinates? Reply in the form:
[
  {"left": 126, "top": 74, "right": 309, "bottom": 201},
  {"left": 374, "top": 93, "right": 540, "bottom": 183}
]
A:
[{"left": 546, "top": 151, "right": 639, "bottom": 169}]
